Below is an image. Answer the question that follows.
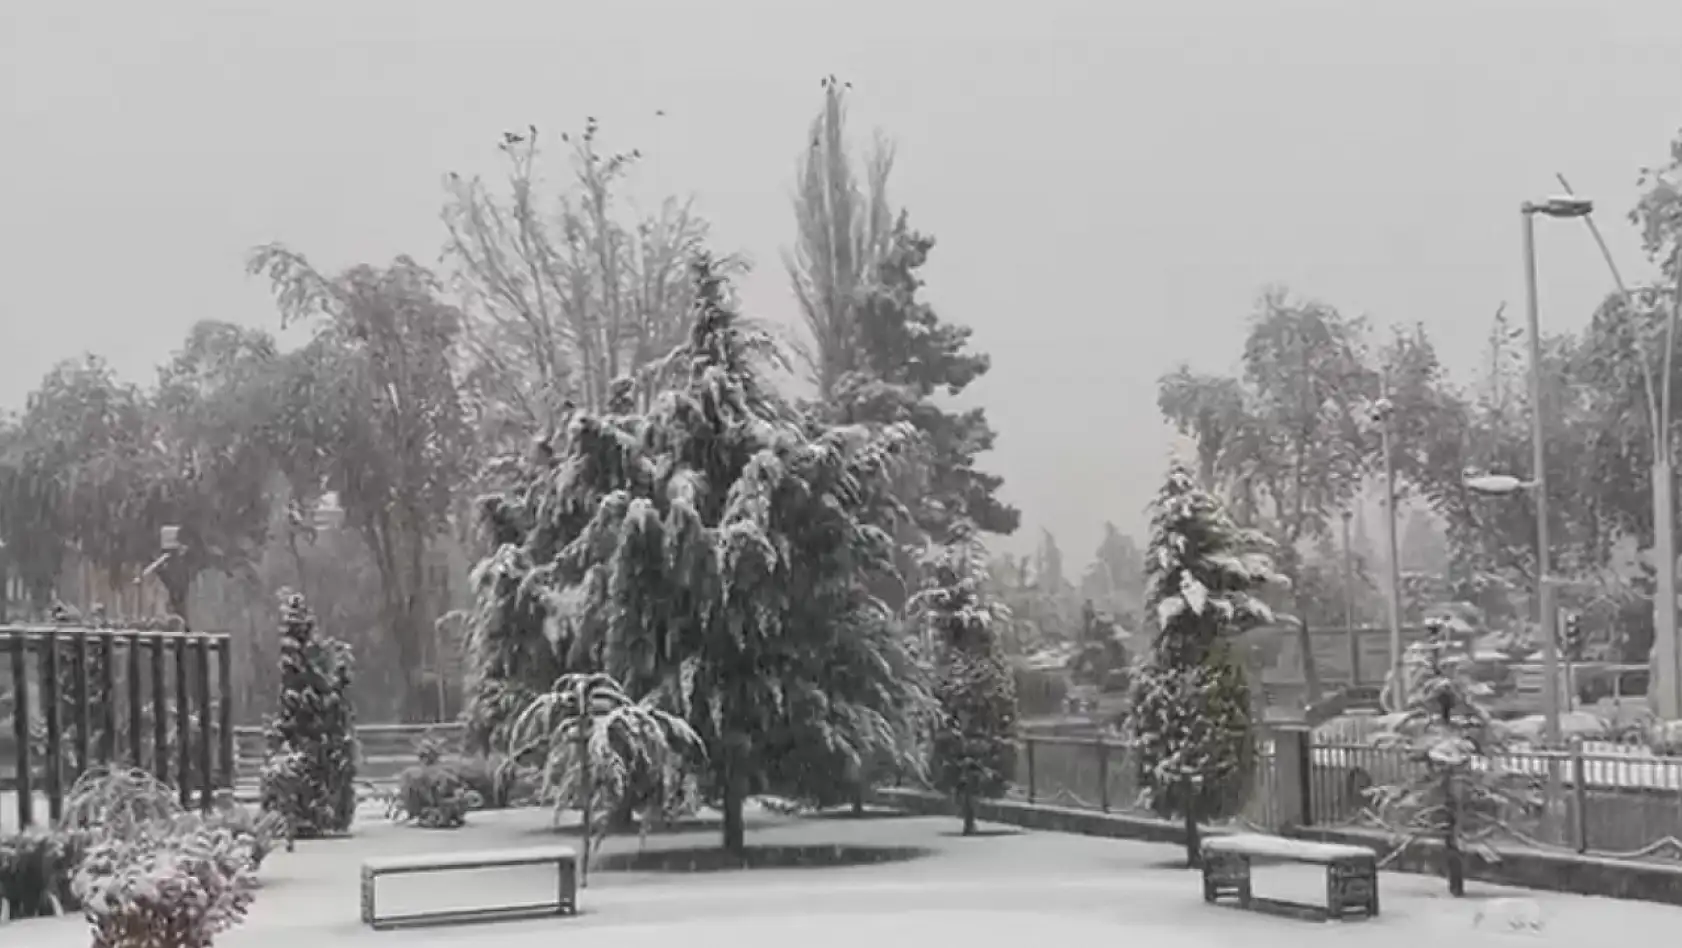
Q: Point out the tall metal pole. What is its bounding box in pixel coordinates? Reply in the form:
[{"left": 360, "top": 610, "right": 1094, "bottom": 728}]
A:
[
  {"left": 1657, "top": 460, "right": 1679, "bottom": 718},
  {"left": 1521, "top": 208, "right": 1563, "bottom": 747},
  {"left": 1342, "top": 510, "right": 1360, "bottom": 686},
  {"left": 1380, "top": 393, "right": 1405, "bottom": 709},
  {"left": 1658, "top": 258, "right": 1682, "bottom": 718},
  {"left": 1551, "top": 173, "right": 1680, "bottom": 719}
]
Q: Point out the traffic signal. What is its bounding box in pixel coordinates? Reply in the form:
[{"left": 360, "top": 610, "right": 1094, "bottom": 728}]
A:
[{"left": 1561, "top": 612, "right": 1584, "bottom": 661}]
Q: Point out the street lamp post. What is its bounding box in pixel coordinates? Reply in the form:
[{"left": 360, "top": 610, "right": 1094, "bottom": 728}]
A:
[
  {"left": 1519, "top": 194, "right": 1593, "bottom": 747},
  {"left": 1551, "top": 174, "right": 1682, "bottom": 720}
]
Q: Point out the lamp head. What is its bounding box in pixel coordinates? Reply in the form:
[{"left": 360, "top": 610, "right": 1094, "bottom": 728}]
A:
[{"left": 1524, "top": 195, "right": 1594, "bottom": 219}]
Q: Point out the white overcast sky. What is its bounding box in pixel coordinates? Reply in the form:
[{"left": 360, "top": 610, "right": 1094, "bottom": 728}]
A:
[{"left": 4, "top": 0, "right": 1681, "bottom": 563}]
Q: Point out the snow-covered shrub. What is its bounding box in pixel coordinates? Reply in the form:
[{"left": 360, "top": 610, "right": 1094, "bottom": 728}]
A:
[
  {"left": 914, "top": 529, "right": 1019, "bottom": 836},
  {"left": 199, "top": 807, "right": 286, "bottom": 871},
  {"left": 0, "top": 827, "right": 87, "bottom": 920},
  {"left": 446, "top": 753, "right": 536, "bottom": 810},
  {"left": 258, "top": 592, "right": 358, "bottom": 838},
  {"left": 1126, "top": 462, "right": 1281, "bottom": 867},
  {"left": 73, "top": 820, "right": 258, "bottom": 948},
  {"left": 389, "top": 738, "right": 480, "bottom": 828},
  {"left": 508, "top": 672, "right": 702, "bottom": 851},
  {"left": 1368, "top": 627, "right": 1542, "bottom": 897},
  {"left": 61, "top": 767, "right": 184, "bottom": 836}
]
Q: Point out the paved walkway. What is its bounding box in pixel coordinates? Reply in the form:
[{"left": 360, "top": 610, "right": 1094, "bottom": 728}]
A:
[{"left": 10, "top": 804, "right": 1682, "bottom": 946}]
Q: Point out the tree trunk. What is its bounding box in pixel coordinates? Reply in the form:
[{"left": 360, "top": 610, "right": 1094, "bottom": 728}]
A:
[
  {"left": 1294, "top": 613, "right": 1322, "bottom": 706},
  {"left": 960, "top": 791, "right": 977, "bottom": 836},
  {"left": 161, "top": 562, "right": 192, "bottom": 631},
  {"left": 1445, "top": 776, "right": 1465, "bottom": 896},
  {"left": 286, "top": 529, "right": 310, "bottom": 606},
  {"left": 1183, "top": 782, "right": 1202, "bottom": 868},
  {"left": 720, "top": 750, "right": 747, "bottom": 857},
  {"left": 607, "top": 794, "right": 639, "bottom": 832}
]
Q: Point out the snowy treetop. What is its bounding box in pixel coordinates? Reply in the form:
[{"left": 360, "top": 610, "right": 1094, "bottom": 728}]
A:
[{"left": 1144, "top": 462, "right": 1282, "bottom": 652}]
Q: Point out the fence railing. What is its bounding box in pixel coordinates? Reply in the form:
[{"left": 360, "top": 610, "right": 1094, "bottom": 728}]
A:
[
  {"left": 1311, "top": 740, "right": 1682, "bottom": 860},
  {"left": 1008, "top": 732, "right": 1682, "bottom": 864},
  {"left": 1007, "top": 735, "right": 1283, "bottom": 832},
  {"left": 231, "top": 721, "right": 465, "bottom": 787},
  {"left": 1, "top": 626, "right": 234, "bottom": 830}
]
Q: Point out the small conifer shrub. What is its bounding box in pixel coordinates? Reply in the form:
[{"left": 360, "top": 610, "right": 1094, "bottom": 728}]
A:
[{"left": 258, "top": 592, "right": 358, "bottom": 838}]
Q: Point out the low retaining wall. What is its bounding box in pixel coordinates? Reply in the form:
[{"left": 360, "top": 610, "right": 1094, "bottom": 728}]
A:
[{"left": 876, "top": 787, "right": 1682, "bottom": 906}]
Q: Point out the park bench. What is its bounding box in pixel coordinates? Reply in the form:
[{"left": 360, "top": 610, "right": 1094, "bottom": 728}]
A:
[
  {"left": 1200, "top": 834, "right": 1379, "bottom": 921},
  {"left": 360, "top": 845, "right": 578, "bottom": 930}
]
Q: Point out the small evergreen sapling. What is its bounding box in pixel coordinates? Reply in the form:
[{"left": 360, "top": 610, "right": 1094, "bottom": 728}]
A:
[
  {"left": 1368, "top": 624, "right": 1541, "bottom": 896},
  {"left": 1128, "top": 462, "right": 1280, "bottom": 867},
  {"left": 259, "top": 592, "right": 358, "bottom": 839},
  {"left": 916, "top": 530, "right": 1019, "bottom": 836}
]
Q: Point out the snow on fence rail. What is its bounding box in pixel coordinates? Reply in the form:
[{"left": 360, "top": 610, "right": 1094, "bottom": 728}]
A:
[
  {"left": 1311, "top": 740, "right": 1682, "bottom": 793},
  {"left": 1310, "top": 739, "right": 1682, "bottom": 859}
]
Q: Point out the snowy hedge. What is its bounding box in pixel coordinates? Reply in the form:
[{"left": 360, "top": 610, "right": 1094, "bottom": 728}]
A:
[
  {"left": 0, "top": 826, "right": 87, "bottom": 920},
  {"left": 73, "top": 818, "right": 259, "bottom": 948}
]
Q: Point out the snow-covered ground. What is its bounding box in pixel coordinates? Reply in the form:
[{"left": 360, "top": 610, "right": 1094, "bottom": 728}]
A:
[{"left": 9, "top": 805, "right": 1682, "bottom": 946}]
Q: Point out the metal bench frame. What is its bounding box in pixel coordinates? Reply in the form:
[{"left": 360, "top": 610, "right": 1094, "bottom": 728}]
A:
[
  {"left": 360, "top": 845, "right": 579, "bottom": 930},
  {"left": 1201, "top": 835, "right": 1379, "bottom": 922}
]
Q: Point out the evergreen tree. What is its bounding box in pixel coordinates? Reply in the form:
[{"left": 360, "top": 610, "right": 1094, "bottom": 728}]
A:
[
  {"left": 1129, "top": 462, "right": 1280, "bottom": 867},
  {"left": 467, "top": 257, "right": 928, "bottom": 855},
  {"left": 918, "top": 528, "right": 1018, "bottom": 835},
  {"left": 1368, "top": 620, "right": 1541, "bottom": 896},
  {"left": 1081, "top": 521, "right": 1146, "bottom": 619},
  {"left": 259, "top": 592, "right": 358, "bottom": 837},
  {"left": 837, "top": 222, "right": 1019, "bottom": 545}
]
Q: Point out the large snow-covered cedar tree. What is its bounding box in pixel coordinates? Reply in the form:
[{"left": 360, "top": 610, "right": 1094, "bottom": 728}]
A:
[
  {"left": 1129, "top": 462, "right": 1280, "bottom": 867},
  {"left": 1368, "top": 623, "right": 1540, "bottom": 896},
  {"left": 465, "top": 256, "right": 928, "bottom": 856},
  {"left": 918, "top": 527, "right": 1018, "bottom": 835},
  {"left": 259, "top": 592, "right": 358, "bottom": 837}
]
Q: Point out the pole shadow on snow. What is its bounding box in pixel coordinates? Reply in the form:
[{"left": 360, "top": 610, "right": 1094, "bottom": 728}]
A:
[
  {"left": 592, "top": 843, "right": 934, "bottom": 873},
  {"left": 804, "top": 806, "right": 923, "bottom": 821},
  {"left": 535, "top": 813, "right": 773, "bottom": 838}
]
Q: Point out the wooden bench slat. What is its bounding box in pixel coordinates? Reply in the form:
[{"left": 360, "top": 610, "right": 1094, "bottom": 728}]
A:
[
  {"left": 1202, "top": 833, "right": 1374, "bottom": 863},
  {"left": 363, "top": 845, "right": 577, "bottom": 874}
]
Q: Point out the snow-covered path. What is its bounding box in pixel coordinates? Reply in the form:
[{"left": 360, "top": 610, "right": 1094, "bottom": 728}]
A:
[{"left": 9, "top": 806, "right": 1682, "bottom": 946}]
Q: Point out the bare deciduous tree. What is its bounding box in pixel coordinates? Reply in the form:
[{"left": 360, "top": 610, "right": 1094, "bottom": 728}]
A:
[
  {"left": 442, "top": 120, "right": 742, "bottom": 449},
  {"left": 785, "top": 76, "right": 898, "bottom": 400}
]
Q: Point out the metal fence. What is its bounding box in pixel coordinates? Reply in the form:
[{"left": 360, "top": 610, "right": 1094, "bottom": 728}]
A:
[
  {"left": 1007, "top": 733, "right": 1682, "bottom": 865},
  {"left": 1311, "top": 740, "right": 1682, "bottom": 861},
  {"left": 1, "top": 626, "right": 234, "bottom": 830},
  {"left": 1007, "top": 735, "right": 1284, "bottom": 831},
  {"left": 231, "top": 721, "right": 465, "bottom": 790}
]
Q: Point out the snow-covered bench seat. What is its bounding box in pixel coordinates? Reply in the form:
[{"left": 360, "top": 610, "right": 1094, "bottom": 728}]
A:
[
  {"left": 359, "top": 845, "right": 579, "bottom": 930},
  {"left": 1200, "top": 834, "right": 1379, "bottom": 921}
]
